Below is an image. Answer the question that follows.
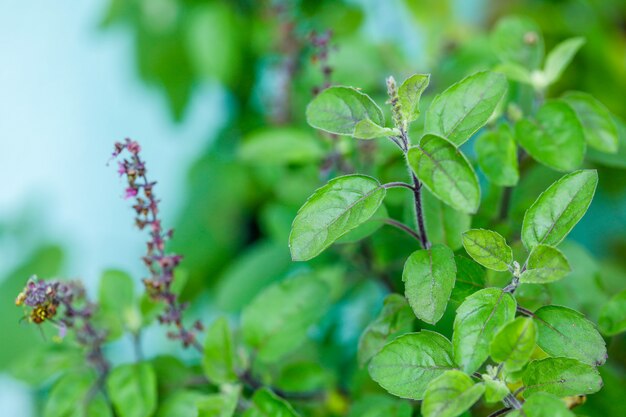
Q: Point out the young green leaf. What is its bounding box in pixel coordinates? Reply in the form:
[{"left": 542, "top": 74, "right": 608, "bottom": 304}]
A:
[
  {"left": 516, "top": 100, "right": 586, "bottom": 172},
  {"left": 368, "top": 331, "right": 456, "bottom": 400},
  {"left": 353, "top": 119, "right": 399, "bottom": 139},
  {"left": 521, "top": 170, "right": 598, "bottom": 250},
  {"left": 358, "top": 294, "right": 415, "bottom": 367},
  {"left": 482, "top": 375, "right": 509, "bottom": 403},
  {"left": 202, "top": 317, "right": 237, "bottom": 385},
  {"left": 243, "top": 388, "right": 300, "bottom": 417},
  {"left": 490, "top": 16, "right": 544, "bottom": 69},
  {"left": 289, "top": 174, "right": 386, "bottom": 261},
  {"left": 587, "top": 115, "right": 626, "bottom": 168},
  {"left": 563, "top": 91, "right": 619, "bottom": 154},
  {"left": 475, "top": 125, "right": 519, "bottom": 186},
  {"left": 450, "top": 256, "right": 486, "bottom": 305},
  {"left": 599, "top": 288, "right": 626, "bottom": 336},
  {"left": 106, "top": 363, "right": 157, "bottom": 417},
  {"left": 402, "top": 244, "right": 456, "bottom": 325},
  {"left": 508, "top": 392, "right": 575, "bottom": 417},
  {"left": 422, "top": 188, "right": 471, "bottom": 251},
  {"left": 153, "top": 391, "right": 202, "bottom": 417},
  {"left": 425, "top": 71, "right": 507, "bottom": 146},
  {"left": 522, "top": 357, "right": 602, "bottom": 397},
  {"left": 453, "top": 288, "right": 516, "bottom": 373},
  {"left": 422, "top": 370, "right": 485, "bottom": 417},
  {"left": 99, "top": 269, "right": 138, "bottom": 339},
  {"left": 520, "top": 245, "right": 571, "bottom": 284},
  {"left": 462, "top": 229, "right": 513, "bottom": 272},
  {"left": 398, "top": 73, "right": 430, "bottom": 124},
  {"left": 238, "top": 127, "right": 326, "bottom": 165},
  {"left": 347, "top": 395, "right": 412, "bottom": 417},
  {"left": 543, "top": 37, "right": 585, "bottom": 86},
  {"left": 407, "top": 134, "right": 480, "bottom": 213},
  {"left": 534, "top": 305, "right": 607, "bottom": 366},
  {"left": 241, "top": 275, "right": 330, "bottom": 362},
  {"left": 306, "top": 86, "right": 385, "bottom": 137},
  {"left": 199, "top": 387, "right": 241, "bottom": 417},
  {"left": 490, "top": 317, "right": 537, "bottom": 372},
  {"left": 494, "top": 62, "right": 533, "bottom": 85},
  {"left": 45, "top": 372, "right": 112, "bottom": 417}
]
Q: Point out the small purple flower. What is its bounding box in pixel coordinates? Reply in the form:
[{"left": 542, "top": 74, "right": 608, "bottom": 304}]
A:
[
  {"left": 117, "top": 162, "right": 127, "bottom": 176},
  {"left": 125, "top": 187, "right": 138, "bottom": 199}
]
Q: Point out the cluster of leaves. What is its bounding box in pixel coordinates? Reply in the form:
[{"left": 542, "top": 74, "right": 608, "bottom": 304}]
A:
[
  {"left": 10, "top": 5, "right": 626, "bottom": 417},
  {"left": 279, "top": 16, "right": 624, "bottom": 416}
]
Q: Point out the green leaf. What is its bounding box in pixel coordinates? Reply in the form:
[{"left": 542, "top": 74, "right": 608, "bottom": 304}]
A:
[
  {"left": 462, "top": 229, "right": 513, "bottom": 272},
  {"left": 516, "top": 100, "right": 586, "bottom": 172},
  {"left": 275, "top": 362, "right": 331, "bottom": 393},
  {"left": 422, "top": 370, "right": 485, "bottom": 417},
  {"left": 197, "top": 385, "right": 240, "bottom": 417},
  {"left": 599, "top": 288, "right": 626, "bottom": 336},
  {"left": 422, "top": 188, "right": 471, "bottom": 251},
  {"left": 156, "top": 391, "right": 201, "bottom": 417},
  {"left": 11, "top": 344, "right": 83, "bottom": 386},
  {"left": 475, "top": 125, "right": 519, "bottom": 186},
  {"left": 289, "top": 174, "right": 386, "bottom": 261},
  {"left": 491, "top": 16, "right": 544, "bottom": 69},
  {"left": 450, "top": 256, "right": 486, "bottom": 305},
  {"left": 353, "top": 119, "right": 399, "bottom": 139},
  {"left": 398, "top": 73, "right": 430, "bottom": 124},
  {"left": 587, "top": 115, "right": 626, "bottom": 168},
  {"left": 494, "top": 62, "right": 533, "bottom": 85},
  {"left": 368, "top": 331, "right": 456, "bottom": 400},
  {"left": 358, "top": 294, "right": 415, "bottom": 367},
  {"left": 482, "top": 375, "right": 509, "bottom": 403},
  {"left": 425, "top": 71, "right": 507, "bottom": 146},
  {"left": 508, "top": 392, "right": 575, "bottom": 417},
  {"left": 522, "top": 357, "right": 602, "bottom": 397},
  {"left": 99, "top": 269, "right": 138, "bottom": 338},
  {"left": 520, "top": 245, "right": 571, "bottom": 284},
  {"left": 306, "top": 86, "right": 385, "bottom": 137},
  {"left": 45, "top": 372, "right": 112, "bottom": 417},
  {"left": 453, "top": 288, "right": 517, "bottom": 373},
  {"left": 238, "top": 127, "right": 325, "bottom": 165},
  {"left": 243, "top": 388, "right": 300, "bottom": 417},
  {"left": 403, "top": 244, "right": 456, "bottom": 325},
  {"left": 106, "top": 363, "right": 157, "bottom": 417},
  {"left": 336, "top": 203, "right": 388, "bottom": 244},
  {"left": 563, "top": 91, "right": 619, "bottom": 154},
  {"left": 407, "top": 134, "right": 480, "bottom": 213},
  {"left": 241, "top": 275, "right": 330, "bottom": 362},
  {"left": 202, "top": 317, "right": 237, "bottom": 384},
  {"left": 521, "top": 170, "right": 598, "bottom": 250},
  {"left": 534, "top": 305, "right": 607, "bottom": 366},
  {"left": 490, "top": 317, "right": 537, "bottom": 372},
  {"left": 347, "top": 395, "right": 412, "bottom": 417},
  {"left": 543, "top": 37, "right": 585, "bottom": 86}
]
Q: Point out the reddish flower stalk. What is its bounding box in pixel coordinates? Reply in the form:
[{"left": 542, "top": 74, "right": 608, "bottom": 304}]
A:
[
  {"left": 112, "top": 138, "right": 203, "bottom": 352},
  {"left": 309, "top": 30, "right": 334, "bottom": 96},
  {"left": 15, "top": 277, "right": 110, "bottom": 376}
]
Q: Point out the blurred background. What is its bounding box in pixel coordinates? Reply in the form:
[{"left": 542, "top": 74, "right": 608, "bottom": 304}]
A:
[{"left": 1, "top": 0, "right": 626, "bottom": 415}]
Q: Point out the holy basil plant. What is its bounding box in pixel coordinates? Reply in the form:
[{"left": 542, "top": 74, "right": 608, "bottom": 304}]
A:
[
  {"left": 287, "top": 20, "right": 615, "bottom": 414},
  {"left": 13, "top": 13, "right": 626, "bottom": 417}
]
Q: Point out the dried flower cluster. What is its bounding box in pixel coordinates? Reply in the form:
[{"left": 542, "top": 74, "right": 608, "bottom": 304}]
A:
[
  {"left": 112, "top": 138, "right": 203, "bottom": 350},
  {"left": 15, "top": 276, "right": 109, "bottom": 374}
]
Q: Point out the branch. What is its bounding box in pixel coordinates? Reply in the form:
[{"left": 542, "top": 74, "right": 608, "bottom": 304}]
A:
[
  {"left": 383, "top": 181, "right": 415, "bottom": 191},
  {"left": 380, "top": 218, "right": 422, "bottom": 242},
  {"left": 488, "top": 407, "right": 513, "bottom": 417},
  {"left": 410, "top": 173, "right": 430, "bottom": 250}
]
